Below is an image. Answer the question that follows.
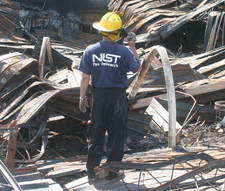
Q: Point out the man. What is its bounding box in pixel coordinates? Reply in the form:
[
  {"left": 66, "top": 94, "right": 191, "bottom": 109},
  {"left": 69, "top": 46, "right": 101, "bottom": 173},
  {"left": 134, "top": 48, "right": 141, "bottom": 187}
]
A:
[{"left": 78, "top": 12, "right": 140, "bottom": 181}]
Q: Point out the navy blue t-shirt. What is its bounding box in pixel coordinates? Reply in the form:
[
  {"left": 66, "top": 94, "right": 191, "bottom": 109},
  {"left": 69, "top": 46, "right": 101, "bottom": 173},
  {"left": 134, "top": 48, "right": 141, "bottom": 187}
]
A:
[{"left": 78, "top": 41, "right": 140, "bottom": 88}]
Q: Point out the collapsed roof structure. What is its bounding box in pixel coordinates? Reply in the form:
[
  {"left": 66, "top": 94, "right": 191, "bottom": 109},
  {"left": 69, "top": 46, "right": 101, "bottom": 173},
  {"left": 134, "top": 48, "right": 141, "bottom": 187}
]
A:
[{"left": 0, "top": 0, "right": 225, "bottom": 190}]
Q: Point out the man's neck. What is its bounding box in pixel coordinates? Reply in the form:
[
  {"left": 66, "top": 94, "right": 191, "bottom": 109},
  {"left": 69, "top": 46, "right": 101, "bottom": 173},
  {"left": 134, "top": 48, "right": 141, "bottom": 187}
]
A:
[{"left": 102, "top": 36, "right": 114, "bottom": 42}]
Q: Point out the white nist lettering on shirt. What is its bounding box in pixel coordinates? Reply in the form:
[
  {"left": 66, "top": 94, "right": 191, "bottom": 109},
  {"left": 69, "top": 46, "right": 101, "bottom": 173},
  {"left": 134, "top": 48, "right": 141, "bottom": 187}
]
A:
[
  {"left": 93, "top": 63, "right": 100, "bottom": 66},
  {"left": 101, "top": 62, "right": 118, "bottom": 67},
  {"left": 92, "top": 53, "right": 121, "bottom": 67}
]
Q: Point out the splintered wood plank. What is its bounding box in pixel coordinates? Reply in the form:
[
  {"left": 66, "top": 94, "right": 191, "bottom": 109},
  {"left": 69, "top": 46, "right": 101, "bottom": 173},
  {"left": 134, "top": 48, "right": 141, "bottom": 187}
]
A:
[
  {"left": 45, "top": 166, "right": 84, "bottom": 179},
  {"left": 156, "top": 97, "right": 224, "bottom": 123},
  {"left": 197, "top": 59, "right": 225, "bottom": 75},
  {"left": 45, "top": 179, "right": 63, "bottom": 191},
  {"left": 5, "top": 120, "right": 18, "bottom": 169},
  {"left": 71, "top": 67, "right": 82, "bottom": 87},
  {"left": 64, "top": 176, "right": 89, "bottom": 190},
  {"left": 133, "top": 79, "right": 225, "bottom": 109},
  {"left": 145, "top": 104, "right": 169, "bottom": 132},
  {"left": 204, "top": 11, "right": 221, "bottom": 52},
  {"left": 149, "top": 98, "right": 182, "bottom": 131},
  {"left": 159, "top": 0, "right": 224, "bottom": 39},
  {"left": 142, "top": 64, "right": 204, "bottom": 86},
  {"left": 128, "top": 48, "right": 158, "bottom": 98}
]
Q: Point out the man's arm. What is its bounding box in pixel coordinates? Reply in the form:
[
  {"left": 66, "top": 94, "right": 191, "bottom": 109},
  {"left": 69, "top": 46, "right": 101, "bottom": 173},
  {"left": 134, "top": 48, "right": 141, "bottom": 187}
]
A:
[{"left": 79, "top": 73, "right": 90, "bottom": 113}]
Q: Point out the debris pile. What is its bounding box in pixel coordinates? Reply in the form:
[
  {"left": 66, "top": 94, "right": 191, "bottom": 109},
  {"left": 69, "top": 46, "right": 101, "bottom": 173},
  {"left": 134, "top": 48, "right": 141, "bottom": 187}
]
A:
[{"left": 0, "top": 0, "right": 225, "bottom": 190}]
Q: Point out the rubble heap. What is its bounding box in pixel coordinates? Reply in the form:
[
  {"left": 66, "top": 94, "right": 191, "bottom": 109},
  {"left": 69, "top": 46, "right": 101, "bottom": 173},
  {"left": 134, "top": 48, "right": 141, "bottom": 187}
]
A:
[{"left": 0, "top": 0, "right": 225, "bottom": 190}]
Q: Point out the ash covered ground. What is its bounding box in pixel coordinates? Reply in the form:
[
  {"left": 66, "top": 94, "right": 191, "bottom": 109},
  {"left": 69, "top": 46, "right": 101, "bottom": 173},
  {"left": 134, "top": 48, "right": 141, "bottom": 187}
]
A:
[{"left": 128, "top": 120, "right": 225, "bottom": 153}]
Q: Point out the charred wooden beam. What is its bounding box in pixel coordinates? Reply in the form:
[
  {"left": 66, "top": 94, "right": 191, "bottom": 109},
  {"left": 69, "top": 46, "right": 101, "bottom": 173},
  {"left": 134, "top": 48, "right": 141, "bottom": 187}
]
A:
[
  {"left": 203, "top": 11, "right": 222, "bottom": 52},
  {"left": 146, "top": 98, "right": 181, "bottom": 132},
  {"left": 5, "top": 120, "right": 18, "bottom": 170},
  {"left": 95, "top": 153, "right": 215, "bottom": 179},
  {"left": 159, "top": 0, "right": 224, "bottom": 39},
  {"left": 0, "top": 13, "right": 16, "bottom": 35},
  {"left": 0, "top": 160, "right": 22, "bottom": 191},
  {"left": 132, "top": 79, "right": 225, "bottom": 109},
  {"left": 0, "top": 58, "right": 37, "bottom": 92},
  {"left": 156, "top": 98, "right": 222, "bottom": 123},
  {"left": 38, "top": 37, "right": 53, "bottom": 78},
  {"left": 1, "top": 90, "right": 59, "bottom": 125},
  {"left": 0, "top": 81, "right": 54, "bottom": 121},
  {"left": 0, "top": 138, "right": 33, "bottom": 150}
]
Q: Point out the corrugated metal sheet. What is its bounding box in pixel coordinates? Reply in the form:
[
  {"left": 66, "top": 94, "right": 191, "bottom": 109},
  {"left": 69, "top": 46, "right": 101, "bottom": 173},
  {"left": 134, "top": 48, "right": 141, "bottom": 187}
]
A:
[
  {"left": 35, "top": 29, "right": 61, "bottom": 41},
  {"left": 0, "top": 0, "right": 20, "bottom": 24},
  {"left": 0, "top": 0, "right": 20, "bottom": 10},
  {"left": 0, "top": 58, "right": 37, "bottom": 91},
  {"left": 16, "top": 0, "right": 108, "bottom": 15},
  {"left": 125, "top": 10, "right": 186, "bottom": 33},
  {"left": 0, "top": 11, "right": 26, "bottom": 43},
  {"left": 32, "top": 42, "right": 73, "bottom": 69},
  {"left": 0, "top": 13, "right": 16, "bottom": 34},
  {"left": 158, "top": 0, "right": 224, "bottom": 39},
  {"left": 61, "top": 28, "right": 102, "bottom": 49},
  {"left": 0, "top": 13, "right": 26, "bottom": 43},
  {"left": 34, "top": 28, "right": 102, "bottom": 55}
]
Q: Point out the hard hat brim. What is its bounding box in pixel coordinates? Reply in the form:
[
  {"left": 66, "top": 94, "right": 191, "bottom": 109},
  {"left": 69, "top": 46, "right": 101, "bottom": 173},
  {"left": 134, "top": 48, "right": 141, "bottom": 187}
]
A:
[{"left": 93, "top": 21, "right": 121, "bottom": 32}]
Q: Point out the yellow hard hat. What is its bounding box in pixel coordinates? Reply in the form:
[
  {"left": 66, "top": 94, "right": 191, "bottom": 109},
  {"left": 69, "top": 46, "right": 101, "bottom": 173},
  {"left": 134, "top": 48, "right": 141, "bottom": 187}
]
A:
[{"left": 93, "top": 12, "right": 122, "bottom": 41}]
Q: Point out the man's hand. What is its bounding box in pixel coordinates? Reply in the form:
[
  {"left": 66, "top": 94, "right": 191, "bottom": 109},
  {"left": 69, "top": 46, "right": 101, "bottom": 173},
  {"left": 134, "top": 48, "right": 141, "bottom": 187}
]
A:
[
  {"left": 79, "top": 99, "right": 89, "bottom": 113},
  {"left": 124, "top": 32, "right": 139, "bottom": 63},
  {"left": 124, "top": 32, "right": 137, "bottom": 48}
]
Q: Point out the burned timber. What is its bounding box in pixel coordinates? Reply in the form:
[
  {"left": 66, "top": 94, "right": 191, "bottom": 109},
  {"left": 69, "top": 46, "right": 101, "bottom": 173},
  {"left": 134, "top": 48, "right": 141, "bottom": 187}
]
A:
[{"left": 0, "top": 0, "right": 225, "bottom": 190}]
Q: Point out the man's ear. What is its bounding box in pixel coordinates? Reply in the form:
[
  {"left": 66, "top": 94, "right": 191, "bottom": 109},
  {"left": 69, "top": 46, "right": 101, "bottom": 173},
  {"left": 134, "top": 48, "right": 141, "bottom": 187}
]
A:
[{"left": 120, "top": 28, "right": 128, "bottom": 38}]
